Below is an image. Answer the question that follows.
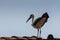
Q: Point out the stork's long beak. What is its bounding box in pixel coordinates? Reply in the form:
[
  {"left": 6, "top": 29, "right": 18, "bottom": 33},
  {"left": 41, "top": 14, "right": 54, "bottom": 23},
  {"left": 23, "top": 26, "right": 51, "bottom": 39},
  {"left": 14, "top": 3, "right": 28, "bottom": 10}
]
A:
[{"left": 26, "top": 16, "right": 31, "bottom": 23}]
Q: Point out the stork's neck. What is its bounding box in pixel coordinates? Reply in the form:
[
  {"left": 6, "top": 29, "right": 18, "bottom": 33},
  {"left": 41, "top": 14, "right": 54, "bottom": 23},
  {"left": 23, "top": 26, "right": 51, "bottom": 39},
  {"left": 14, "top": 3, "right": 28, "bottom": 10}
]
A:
[{"left": 32, "top": 17, "right": 34, "bottom": 23}]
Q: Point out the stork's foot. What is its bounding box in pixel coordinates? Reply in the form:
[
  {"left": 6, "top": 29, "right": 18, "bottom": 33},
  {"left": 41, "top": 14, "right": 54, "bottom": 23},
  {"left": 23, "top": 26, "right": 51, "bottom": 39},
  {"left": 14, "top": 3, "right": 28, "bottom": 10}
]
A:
[{"left": 36, "top": 37, "right": 42, "bottom": 40}]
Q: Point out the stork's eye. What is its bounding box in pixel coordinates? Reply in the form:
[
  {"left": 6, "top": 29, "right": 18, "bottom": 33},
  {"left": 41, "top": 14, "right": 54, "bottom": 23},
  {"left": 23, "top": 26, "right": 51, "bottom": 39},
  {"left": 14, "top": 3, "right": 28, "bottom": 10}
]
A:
[{"left": 30, "top": 14, "right": 34, "bottom": 17}]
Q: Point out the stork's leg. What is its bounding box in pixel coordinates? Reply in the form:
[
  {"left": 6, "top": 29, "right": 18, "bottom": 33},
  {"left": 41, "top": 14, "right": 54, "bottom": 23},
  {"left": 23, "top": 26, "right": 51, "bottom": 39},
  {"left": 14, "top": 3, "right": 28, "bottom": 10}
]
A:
[
  {"left": 40, "top": 29, "right": 41, "bottom": 37},
  {"left": 37, "top": 29, "right": 39, "bottom": 38}
]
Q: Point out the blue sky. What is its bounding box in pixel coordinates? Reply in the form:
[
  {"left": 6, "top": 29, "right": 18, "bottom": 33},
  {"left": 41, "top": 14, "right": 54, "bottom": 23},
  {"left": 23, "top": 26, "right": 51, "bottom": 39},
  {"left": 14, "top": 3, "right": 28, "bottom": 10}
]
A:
[{"left": 0, "top": 0, "right": 60, "bottom": 38}]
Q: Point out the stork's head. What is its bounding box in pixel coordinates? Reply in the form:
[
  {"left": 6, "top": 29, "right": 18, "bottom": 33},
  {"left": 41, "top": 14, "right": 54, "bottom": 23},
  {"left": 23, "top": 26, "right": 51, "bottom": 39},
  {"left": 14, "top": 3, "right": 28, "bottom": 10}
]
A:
[{"left": 26, "top": 14, "right": 34, "bottom": 23}]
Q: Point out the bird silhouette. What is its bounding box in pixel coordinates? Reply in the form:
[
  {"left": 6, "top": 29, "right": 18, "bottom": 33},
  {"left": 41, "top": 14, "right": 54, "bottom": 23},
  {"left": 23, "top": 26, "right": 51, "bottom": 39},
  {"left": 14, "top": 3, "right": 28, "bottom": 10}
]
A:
[{"left": 26, "top": 12, "right": 49, "bottom": 38}]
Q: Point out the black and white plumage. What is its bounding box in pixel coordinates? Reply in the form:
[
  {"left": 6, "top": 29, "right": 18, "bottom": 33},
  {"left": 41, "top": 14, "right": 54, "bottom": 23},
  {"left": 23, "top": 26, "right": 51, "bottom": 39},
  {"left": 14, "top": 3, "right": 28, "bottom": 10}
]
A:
[{"left": 26, "top": 12, "right": 49, "bottom": 37}]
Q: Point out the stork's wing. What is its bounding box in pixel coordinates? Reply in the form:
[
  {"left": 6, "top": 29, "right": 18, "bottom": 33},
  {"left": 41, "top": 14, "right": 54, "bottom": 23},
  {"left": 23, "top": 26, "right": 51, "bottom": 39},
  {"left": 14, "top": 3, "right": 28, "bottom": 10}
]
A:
[
  {"left": 37, "top": 17, "right": 47, "bottom": 27},
  {"left": 32, "top": 17, "right": 47, "bottom": 28}
]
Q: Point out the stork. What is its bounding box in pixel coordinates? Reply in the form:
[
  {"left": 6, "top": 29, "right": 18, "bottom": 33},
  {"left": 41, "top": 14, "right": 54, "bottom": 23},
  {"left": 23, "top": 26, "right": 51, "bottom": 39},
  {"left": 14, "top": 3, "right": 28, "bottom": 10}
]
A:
[{"left": 26, "top": 12, "right": 49, "bottom": 38}]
